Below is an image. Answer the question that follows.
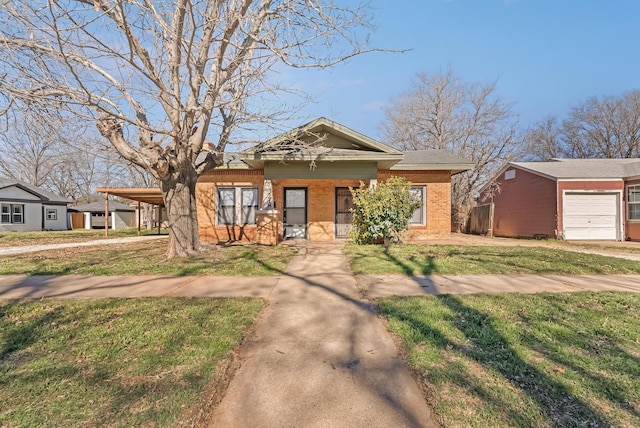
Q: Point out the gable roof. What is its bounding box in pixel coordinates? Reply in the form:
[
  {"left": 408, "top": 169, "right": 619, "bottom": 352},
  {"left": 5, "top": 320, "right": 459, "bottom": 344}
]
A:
[
  {"left": 0, "top": 177, "right": 70, "bottom": 204},
  {"left": 233, "top": 118, "right": 473, "bottom": 173},
  {"left": 510, "top": 158, "right": 640, "bottom": 180},
  {"left": 244, "top": 117, "right": 403, "bottom": 155},
  {"left": 73, "top": 201, "right": 136, "bottom": 212},
  {"left": 238, "top": 117, "right": 404, "bottom": 169}
]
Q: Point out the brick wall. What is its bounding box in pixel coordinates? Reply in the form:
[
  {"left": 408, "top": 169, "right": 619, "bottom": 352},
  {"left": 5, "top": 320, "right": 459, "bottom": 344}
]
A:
[
  {"left": 196, "top": 168, "right": 457, "bottom": 242},
  {"left": 624, "top": 179, "right": 640, "bottom": 241},
  {"left": 378, "top": 170, "right": 453, "bottom": 239},
  {"left": 196, "top": 170, "right": 264, "bottom": 243},
  {"left": 271, "top": 179, "right": 362, "bottom": 240}
]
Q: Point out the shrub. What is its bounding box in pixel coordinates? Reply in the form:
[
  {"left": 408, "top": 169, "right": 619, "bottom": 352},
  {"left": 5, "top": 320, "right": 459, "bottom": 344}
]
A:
[{"left": 350, "top": 176, "right": 422, "bottom": 245}]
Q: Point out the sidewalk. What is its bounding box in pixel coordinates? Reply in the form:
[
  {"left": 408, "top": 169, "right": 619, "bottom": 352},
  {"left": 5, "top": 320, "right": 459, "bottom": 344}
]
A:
[{"left": 209, "top": 242, "right": 437, "bottom": 427}]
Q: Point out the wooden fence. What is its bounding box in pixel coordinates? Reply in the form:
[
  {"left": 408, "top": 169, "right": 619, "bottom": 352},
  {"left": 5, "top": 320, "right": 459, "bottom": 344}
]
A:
[
  {"left": 468, "top": 203, "right": 494, "bottom": 236},
  {"left": 69, "top": 212, "right": 85, "bottom": 229}
]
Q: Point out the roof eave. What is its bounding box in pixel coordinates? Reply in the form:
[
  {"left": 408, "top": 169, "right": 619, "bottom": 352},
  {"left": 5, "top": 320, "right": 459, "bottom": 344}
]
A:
[{"left": 390, "top": 163, "right": 475, "bottom": 174}]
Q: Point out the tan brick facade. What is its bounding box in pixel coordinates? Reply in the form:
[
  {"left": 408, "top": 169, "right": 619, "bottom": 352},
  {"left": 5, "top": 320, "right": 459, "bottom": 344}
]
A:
[
  {"left": 196, "top": 168, "right": 455, "bottom": 243},
  {"left": 196, "top": 169, "right": 264, "bottom": 243},
  {"left": 378, "top": 170, "right": 453, "bottom": 239}
]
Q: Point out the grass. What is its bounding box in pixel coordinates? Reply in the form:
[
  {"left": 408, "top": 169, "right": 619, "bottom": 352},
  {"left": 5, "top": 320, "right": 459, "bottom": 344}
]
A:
[
  {"left": 0, "top": 228, "right": 167, "bottom": 247},
  {"left": 377, "top": 291, "right": 640, "bottom": 427},
  {"left": 0, "top": 297, "right": 263, "bottom": 427},
  {"left": 345, "top": 244, "right": 640, "bottom": 275},
  {"left": 0, "top": 240, "right": 296, "bottom": 276}
]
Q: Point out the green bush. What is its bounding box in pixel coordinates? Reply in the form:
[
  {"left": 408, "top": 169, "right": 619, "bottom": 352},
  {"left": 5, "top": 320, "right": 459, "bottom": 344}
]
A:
[{"left": 350, "top": 176, "right": 422, "bottom": 245}]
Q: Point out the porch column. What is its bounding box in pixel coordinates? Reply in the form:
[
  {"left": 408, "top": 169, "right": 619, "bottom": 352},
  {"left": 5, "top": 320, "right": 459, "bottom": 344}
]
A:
[
  {"left": 261, "top": 179, "right": 274, "bottom": 209},
  {"left": 256, "top": 179, "right": 280, "bottom": 245},
  {"left": 104, "top": 193, "right": 109, "bottom": 237}
]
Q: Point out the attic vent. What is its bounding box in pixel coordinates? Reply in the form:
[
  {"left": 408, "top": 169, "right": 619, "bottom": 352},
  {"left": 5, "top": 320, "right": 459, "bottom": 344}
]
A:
[{"left": 505, "top": 169, "right": 516, "bottom": 180}]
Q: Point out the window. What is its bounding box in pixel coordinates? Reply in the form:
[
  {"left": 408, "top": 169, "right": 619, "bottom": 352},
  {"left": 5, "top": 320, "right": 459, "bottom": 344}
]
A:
[
  {"left": 241, "top": 188, "right": 259, "bottom": 225},
  {"left": 46, "top": 209, "right": 57, "bottom": 220},
  {"left": 628, "top": 185, "right": 640, "bottom": 220},
  {"left": 1, "top": 204, "right": 25, "bottom": 224},
  {"left": 409, "top": 187, "right": 426, "bottom": 225},
  {"left": 217, "top": 187, "right": 259, "bottom": 225},
  {"left": 1, "top": 205, "right": 9, "bottom": 223},
  {"left": 505, "top": 169, "right": 516, "bottom": 180},
  {"left": 217, "top": 188, "right": 236, "bottom": 225}
]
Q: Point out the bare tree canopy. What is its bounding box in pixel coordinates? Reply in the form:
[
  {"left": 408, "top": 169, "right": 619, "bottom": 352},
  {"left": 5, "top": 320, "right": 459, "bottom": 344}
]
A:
[
  {"left": 524, "top": 90, "right": 640, "bottom": 161},
  {"left": 0, "top": 0, "right": 376, "bottom": 257},
  {"left": 380, "top": 69, "right": 520, "bottom": 228}
]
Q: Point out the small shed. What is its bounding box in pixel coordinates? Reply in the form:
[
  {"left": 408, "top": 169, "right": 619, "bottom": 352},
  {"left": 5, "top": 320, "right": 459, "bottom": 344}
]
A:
[{"left": 73, "top": 201, "right": 136, "bottom": 230}]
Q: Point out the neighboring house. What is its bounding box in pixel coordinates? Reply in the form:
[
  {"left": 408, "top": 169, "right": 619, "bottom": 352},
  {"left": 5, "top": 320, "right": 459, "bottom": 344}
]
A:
[
  {"left": 479, "top": 158, "right": 640, "bottom": 241},
  {"left": 73, "top": 201, "right": 136, "bottom": 230},
  {"left": 196, "top": 118, "right": 473, "bottom": 244},
  {"left": 0, "top": 178, "right": 70, "bottom": 232}
]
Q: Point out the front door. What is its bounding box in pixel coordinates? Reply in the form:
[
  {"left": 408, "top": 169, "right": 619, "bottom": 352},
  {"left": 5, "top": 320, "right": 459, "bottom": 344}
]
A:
[
  {"left": 284, "top": 188, "right": 307, "bottom": 239},
  {"left": 335, "top": 187, "right": 353, "bottom": 238}
]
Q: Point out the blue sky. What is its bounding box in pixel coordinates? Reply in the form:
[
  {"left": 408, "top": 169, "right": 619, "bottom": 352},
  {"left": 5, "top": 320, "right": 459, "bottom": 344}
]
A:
[{"left": 281, "top": 0, "right": 640, "bottom": 141}]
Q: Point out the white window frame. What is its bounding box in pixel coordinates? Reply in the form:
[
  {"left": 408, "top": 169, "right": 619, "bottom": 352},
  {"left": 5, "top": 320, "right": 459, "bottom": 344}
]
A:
[
  {"left": 1, "top": 203, "right": 25, "bottom": 224},
  {"left": 409, "top": 186, "right": 426, "bottom": 226},
  {"left": 216, "top": 187, "right": 260, "bottom": 226},
  {"left": 46, "top": 208, "right": 57, "bottom": 221},
  {"left": 1, "top": 204, "right": 9, "bottom": 223},
  {"left": 627, "top": 185, "right": 640, "bottom": 221}
]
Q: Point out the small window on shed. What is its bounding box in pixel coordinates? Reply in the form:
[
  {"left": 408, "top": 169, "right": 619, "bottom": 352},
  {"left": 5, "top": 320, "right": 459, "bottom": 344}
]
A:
[{"left": 505, "top": 169, "right": 516, "bottom": 180}]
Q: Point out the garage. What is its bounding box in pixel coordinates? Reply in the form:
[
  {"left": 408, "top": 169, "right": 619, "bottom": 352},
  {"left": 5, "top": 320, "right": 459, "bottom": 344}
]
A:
[{"left": 563, "top": 192, "right": 620, "bottom": 240}]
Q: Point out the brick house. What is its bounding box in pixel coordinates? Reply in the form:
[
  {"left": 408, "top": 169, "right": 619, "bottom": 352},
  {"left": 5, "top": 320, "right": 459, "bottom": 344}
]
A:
[
  {"left": 480, "top": 158, "right": 640, "bottom": 241},
  {"left": 196, "top": 118, "right": 473, "bottom": 244}
]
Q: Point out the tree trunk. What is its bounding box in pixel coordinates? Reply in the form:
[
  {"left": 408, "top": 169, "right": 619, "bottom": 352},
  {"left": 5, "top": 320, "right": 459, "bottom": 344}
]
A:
[{"left": 161, "top": 165, "right": 200, "bottom": 258}]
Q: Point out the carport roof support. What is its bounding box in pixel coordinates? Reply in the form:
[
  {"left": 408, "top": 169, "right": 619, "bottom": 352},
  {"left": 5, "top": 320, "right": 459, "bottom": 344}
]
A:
[{"left": 96, "top": 187, "right": 165, "bottom": 237}]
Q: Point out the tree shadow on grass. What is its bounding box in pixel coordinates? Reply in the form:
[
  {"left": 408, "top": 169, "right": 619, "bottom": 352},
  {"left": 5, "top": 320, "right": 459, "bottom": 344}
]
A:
[
  {"left": 381, "top": 245, "right": 438, "bottom": 275},
  {"left": 380, "top": 295, "right": 613, "bottom": 427}
]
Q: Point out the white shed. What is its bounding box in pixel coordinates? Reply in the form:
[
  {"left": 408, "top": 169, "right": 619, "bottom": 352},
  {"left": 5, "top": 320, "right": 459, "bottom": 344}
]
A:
[{"left": 72, "top": 200, "right": 137, "bottom": 230}]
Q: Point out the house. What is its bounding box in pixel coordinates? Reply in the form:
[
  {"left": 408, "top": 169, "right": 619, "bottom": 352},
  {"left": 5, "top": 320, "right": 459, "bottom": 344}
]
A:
[
  {"left": 73, "top": 200, "right": 137, "bottom": 230},
  {"left": 479, "top": 158, "right": 640, "bottom": 241},
  {"left": 196, "top": 118, "right": 473, "bottom": 244},
  {"left": 0, "top": 178, "right": 70, "bottom": 232}
]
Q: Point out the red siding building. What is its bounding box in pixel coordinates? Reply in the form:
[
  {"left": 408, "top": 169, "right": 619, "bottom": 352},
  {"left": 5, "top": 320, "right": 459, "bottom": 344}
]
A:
[{"left": 480, "top": 159, "right": 640, "bottom": 241}]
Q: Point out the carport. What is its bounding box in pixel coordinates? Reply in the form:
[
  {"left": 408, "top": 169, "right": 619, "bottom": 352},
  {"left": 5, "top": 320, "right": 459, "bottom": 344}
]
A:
[{"left": 96, "top": 187, "right": 165, "bottom": 237}]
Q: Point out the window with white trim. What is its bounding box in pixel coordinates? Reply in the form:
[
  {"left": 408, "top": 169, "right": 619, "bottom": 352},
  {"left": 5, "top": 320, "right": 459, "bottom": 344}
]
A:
[
  {"left": 628, "top": 185, "right": 640, "bottom": 220},
  {"left": 46, "top": 209, "right": 58, "bottom": 220},
  {"left": 217, "top": 187, "right": 259, "bottom": 225},
  {"left": 409, "top": 186, "right": 426, "bottom": 225},
  {"left": 1, "top": 204, "right": 24, "bottom": 224}
]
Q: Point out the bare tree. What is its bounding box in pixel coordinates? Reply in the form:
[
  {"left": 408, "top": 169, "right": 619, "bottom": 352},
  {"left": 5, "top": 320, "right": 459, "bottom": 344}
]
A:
[
  {"left": 521, "top": 116, "right": 563, "bottom": 161},
  {"left": 0, "top": 104, "right": 64, "bottom": 186},
  {"left": 0, "top": 0, "right": 377, "bottom": 257},
  {"left": 563, "top": 91, "right": 640, "bottom": 159},
  {"left": 523, "top": 90, "right": 640, "bottom": 160},
  {"left": 381, "top": 69, "right": 520, "bottom": 229}
]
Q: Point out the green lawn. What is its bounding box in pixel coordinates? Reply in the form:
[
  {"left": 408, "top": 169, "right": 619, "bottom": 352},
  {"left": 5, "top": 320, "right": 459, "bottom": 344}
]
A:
[
  {"left": 0, "top": 297, "right": 263, "bottom": 427},
  {"left": 0, "top": 228, "right": 166, "bottom": 247},
  {"left": 0, "top": 240, "right": 296, "bottom": 276},
  {"left": 345, "top": 244, "right": 640, "bottom": 275},
  {"left": 378, "top": 292, "right": 640, "bottom": 427}
]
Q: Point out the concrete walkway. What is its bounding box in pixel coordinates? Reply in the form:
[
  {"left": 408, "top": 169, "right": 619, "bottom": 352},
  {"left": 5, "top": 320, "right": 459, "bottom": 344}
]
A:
[
  {"left": 209, "top": 242, "right": 437, "bottom": 427},
  {"left": 0, "top": 235, "right": 167, "bottom": 256}
]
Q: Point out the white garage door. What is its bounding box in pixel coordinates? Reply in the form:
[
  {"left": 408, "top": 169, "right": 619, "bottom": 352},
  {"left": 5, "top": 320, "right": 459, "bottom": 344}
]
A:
[{"left": 563, "top": 193, "right": 619, "bottom": 240}]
